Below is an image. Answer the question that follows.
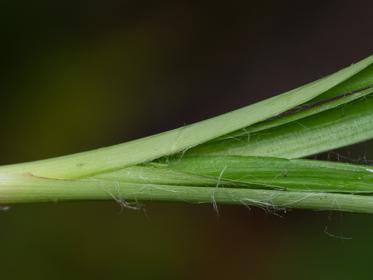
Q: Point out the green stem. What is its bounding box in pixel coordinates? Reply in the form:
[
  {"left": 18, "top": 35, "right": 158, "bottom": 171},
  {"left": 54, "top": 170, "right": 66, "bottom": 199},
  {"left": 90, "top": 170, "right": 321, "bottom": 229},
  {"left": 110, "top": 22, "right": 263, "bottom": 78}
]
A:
[
  {"left": 1, "top": 156, "right": 373, "bottom": 214},
  {"left": 1, "top": 172, "right": 373, "bottom": 214},
  {"left": 1, "top": 55, "right": 373, "bottom": 214}
]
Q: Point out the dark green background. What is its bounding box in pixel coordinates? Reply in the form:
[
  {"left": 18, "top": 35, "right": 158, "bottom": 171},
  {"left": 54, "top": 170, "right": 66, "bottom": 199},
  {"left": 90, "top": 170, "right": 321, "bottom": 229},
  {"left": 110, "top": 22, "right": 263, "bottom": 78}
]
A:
[{"left": 1, "top": 1, "right": 373, "bottom": 279}]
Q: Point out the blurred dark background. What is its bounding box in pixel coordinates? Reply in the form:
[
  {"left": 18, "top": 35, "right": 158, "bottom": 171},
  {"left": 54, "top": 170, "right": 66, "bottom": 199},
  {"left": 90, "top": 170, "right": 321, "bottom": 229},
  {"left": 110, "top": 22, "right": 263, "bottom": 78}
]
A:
[{"left": 1, "top": 1, "right": 373, "bottom": 279}]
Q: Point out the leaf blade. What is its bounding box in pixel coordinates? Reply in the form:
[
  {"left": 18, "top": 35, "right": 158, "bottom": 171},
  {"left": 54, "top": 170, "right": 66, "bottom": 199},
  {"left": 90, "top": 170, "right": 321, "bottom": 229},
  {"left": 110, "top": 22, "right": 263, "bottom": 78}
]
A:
[
  {"left": 190, "top": 93, "right": 373, "bottom": 159},
  {"left": 168, "top": 156, "right": 373, "bottom": 193},
  {"left": 3, "top": 55, "right": 373, "bottom": 179}
]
